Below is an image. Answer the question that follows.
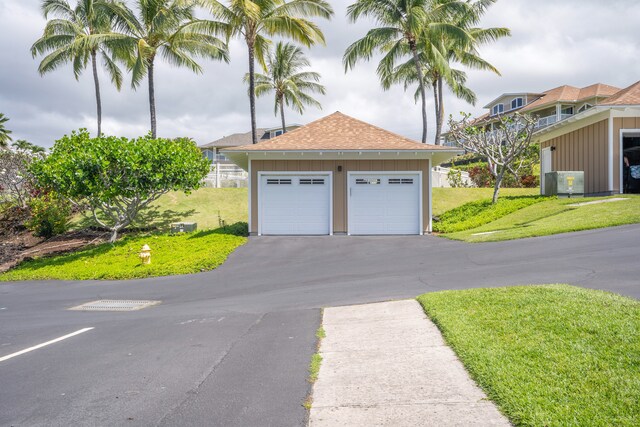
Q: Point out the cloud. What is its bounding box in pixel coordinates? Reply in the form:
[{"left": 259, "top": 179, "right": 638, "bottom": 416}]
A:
[{"left": 0, "top": 0, "right": 639, "bottom": 148}]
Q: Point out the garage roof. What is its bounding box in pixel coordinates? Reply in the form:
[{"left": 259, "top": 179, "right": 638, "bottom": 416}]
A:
[{"left": 223, "top": 112, "right": 457, "bottom": 152}]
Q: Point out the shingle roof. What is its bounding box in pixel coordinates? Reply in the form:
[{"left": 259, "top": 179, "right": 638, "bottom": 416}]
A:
[
  {"left": 224, "top": 112, "right": 455, "bottom": 152},
  {"left": 600, "top": 81, "right": 640, "bottom": 105},
  {"left": 578, "top": 83, "right": 621, "bottom": 100},
  {"left": 199, "top": 129, "right": 268, "bottom": 149},
  {"left": 520, "top": 83, "right": 621, "bottom": 112}
]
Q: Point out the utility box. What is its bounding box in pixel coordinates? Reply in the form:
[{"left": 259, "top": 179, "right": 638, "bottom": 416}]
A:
[
  {"left": 170, "top": 222, "right": 197, "bottom": 233},
  {"left": 544, "top": 171, "right": 584, "bottom": 197}
]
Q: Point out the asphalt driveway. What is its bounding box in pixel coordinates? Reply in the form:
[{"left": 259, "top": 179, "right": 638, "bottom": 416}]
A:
[{"left": 1, "top": 225, "right": 639, "bottom": 426}]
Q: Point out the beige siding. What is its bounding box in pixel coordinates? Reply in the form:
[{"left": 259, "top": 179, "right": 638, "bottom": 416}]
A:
[
  {"left": 541, "top": 119, "right": 609, "bottom": 194},
  {"left": 250, "top": 159, "right": 431, "bottom": 234},
  {"left": 613, "top": 117, "right": 640, "bottom": 193}
]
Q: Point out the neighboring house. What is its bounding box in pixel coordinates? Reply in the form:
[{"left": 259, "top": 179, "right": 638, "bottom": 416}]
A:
[
  {"left": 222, "top": 112, "right": 461, "bottom": 236},
  {"left": 451, "top": 81, "right": 640, "bottom": 195},
  {"left": 199, "top": 125, "right": 301, "bottom": 187}
]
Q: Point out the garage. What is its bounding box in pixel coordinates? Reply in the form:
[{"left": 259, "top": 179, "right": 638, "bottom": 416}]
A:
[
  {"left": 348, "top": 173, "right": 421, "bottom": 235},
  {"left": 258, "top": 173, "right": 332, "bottom": 235},
  {"left": 222, "top": 112, "right": 462, "bottom": 236}
]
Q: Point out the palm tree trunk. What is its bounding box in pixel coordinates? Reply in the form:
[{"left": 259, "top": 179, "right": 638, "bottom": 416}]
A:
[
  {"left": 433, "top": 81, "right": 439, "bottom": 144},
  {"left": 279, "top": 96, "right": 286, "bottom": 134},
  {"left": 91, "top": 50, "right": 102, "bottom": 137},
  {"left": 435, "top": 76, "right": 445, "bottom": 145},
  {"left": 148, "top": 59, "right": 157, "bottom": 138},
  {"left": 409, "top": 41, "right": 428, "bottom": 144},
  {"left": 248, "top": 43, "right": 258, "bottom": 144}
]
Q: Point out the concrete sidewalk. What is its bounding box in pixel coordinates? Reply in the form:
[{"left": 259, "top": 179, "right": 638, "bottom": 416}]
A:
[{"left": 308, "top": 300, "right": 510, "bottom": 427}]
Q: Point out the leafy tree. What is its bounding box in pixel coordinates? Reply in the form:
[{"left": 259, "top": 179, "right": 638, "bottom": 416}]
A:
[
  {"left": 247, "top": 42, "right": 325, "bottom": 133},
  {"left": 30, "top": 129, "right": 210, "bottom": 242},
  {"left": 202, "top": 0, "right": 333, "bottom": 144},
  {"left": 447, "top": 112, "right": 537, "bottom": 203},
  {"left": 0, "top": 113, "right": 12, "bottom": 148},
  {"left": 344, "top": 0, "right": 470, "bottom": 144},
  {"left": 31, "top": 0, "right": 128, "bottom": 137},
  {"left": 0, "top": 141, "right": 45, "bottom": 208},
  {"left": 106, "top": 0, "right": 229, "bottom": 138}
]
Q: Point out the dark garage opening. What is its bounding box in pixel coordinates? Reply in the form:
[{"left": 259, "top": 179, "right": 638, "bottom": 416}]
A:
[{"left": 623, "top": 135, "right": 640, "bottom": 193}]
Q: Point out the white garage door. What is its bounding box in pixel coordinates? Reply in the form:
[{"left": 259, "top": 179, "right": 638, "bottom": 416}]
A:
[
  {"left": 259, "top": 174, "right": 331, "bottom": 235},
  {"left": 348, "top": 173, "right": 421, "bottom": 235}
]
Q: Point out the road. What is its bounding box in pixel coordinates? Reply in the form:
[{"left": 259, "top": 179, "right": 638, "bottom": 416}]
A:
[{"left": 1, "top": 225, "right": 638, "bottom": 426}]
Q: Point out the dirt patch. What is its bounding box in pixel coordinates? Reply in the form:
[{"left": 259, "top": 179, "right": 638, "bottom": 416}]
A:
[{"left": 0, "top": 229, "right": 108, "bottom": 273}]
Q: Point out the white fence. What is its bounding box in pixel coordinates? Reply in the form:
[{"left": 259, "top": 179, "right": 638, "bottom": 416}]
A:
[
  {"left": 432, "top": 166, "right": 473, "bottom": 188},
  {"left": 203, "top": 163, "right": 469, "bottom": 189},
  {"left": 203, "top": 163, "right": 248, "bottom": 188}
]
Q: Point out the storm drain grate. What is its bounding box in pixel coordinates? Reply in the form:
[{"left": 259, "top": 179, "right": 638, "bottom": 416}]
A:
[{"left": 69, "top": 300, "right": 161, "bottom": 311}]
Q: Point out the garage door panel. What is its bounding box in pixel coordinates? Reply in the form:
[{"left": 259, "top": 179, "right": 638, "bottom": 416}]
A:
[
  {"left": 260, "top": 174, "right": 330, "bottom": 235},
  {"left": 349, "top": 173, "right": 420, "bottom": 235}
]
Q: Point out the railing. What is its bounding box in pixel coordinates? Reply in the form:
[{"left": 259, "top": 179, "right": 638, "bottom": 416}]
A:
[
  {"left": 204, "top": 163, "right": 248, "bottom": 188},
  {"left": 536, "top": 113, "right": 573, "bottom": 129}
]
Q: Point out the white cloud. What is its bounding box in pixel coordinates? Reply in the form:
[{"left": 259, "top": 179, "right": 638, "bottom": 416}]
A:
[{"left": 0, "top": 0, "right": 639, "bottom": 148}]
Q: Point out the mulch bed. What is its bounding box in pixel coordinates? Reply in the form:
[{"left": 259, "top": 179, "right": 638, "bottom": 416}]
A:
[{"left": 0, "top": 210, "right": 109, "bottom": 273}]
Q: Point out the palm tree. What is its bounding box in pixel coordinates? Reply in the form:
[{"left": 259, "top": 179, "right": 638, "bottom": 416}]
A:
[
  {"left": 0, "top": 113, "right": 12, "bottom": 148},
  {"left": 202, "top": 0, "right": 333, "bottom": 144},
  {"left": 383, "top": 25, "right": 507, "bottom": 144},
  {"left": 247, "top": 42, "right": 325, "bottom": 133},
  {"left": 106, "top": 0, "right": 229, "bottom": 138},
  {"left": 429, "top": 0, "right": 509, "bottom": 144},
  {"left": 31, "top": 0, "right": 128, "bottom": 137},
  {"left": 343, "top": 0, "right": 470, "bottom": 144}
]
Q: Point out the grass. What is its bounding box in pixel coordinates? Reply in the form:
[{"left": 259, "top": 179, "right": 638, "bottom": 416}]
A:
[
  {"left": 432, "top": 188, "right": 538, "bottom": 216},
  {"left": 0, "top": 225, "right": 247, "bottom": 281},
  {"left": 74, "top": 188, "right": 248, "bottom": 232},
  {"left": 73, "top": 187, "right": 541, "bottom": 234},
  {"left": 304, "top": 324, "right": 326, "bottom": 410},
  {"left": 447, "top": 195, "right": 640, "bottom": 242},
  {"left": 417, "top": 285, "right": 640, "bottom": 427},
  {"left": 433, "top": 195, "right": 549, "bottom": 233}
]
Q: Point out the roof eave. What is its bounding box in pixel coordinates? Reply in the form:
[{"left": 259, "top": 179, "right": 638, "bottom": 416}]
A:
[
  {"left": 482, "top": 93, "right": 545, "bottom": 109},
  {"left": 222, "top": 148, "right": 464, "bottom": 171}
]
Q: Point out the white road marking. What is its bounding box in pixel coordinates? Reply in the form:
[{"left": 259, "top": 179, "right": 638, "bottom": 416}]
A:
[{"left": 0, "top": 327, "right": 94, "bottom": 363}]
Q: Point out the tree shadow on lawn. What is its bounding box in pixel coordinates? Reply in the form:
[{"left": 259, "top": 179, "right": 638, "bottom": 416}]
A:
[
  {"left": 186, "top": 222, "right": 249, "bottom": 239},
  {"left": 75, "top": 206, "right": 198, "bottom": 231}
]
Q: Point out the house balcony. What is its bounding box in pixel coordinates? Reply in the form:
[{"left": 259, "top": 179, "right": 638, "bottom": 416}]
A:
[{"left": 535, "top": 113, "right": 573, "bottom": 130}]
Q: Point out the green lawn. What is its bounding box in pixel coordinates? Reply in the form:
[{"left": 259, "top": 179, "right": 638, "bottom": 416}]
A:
[
  {"left": 76, "top": 187, "right": 533, "bottom": 231},
  {"left": 433, "top": 195, "right": 549, "bottom": 233},
  {"left": 0, "top": 226, "right": 247, "bottom": 281},
  {"left": 432, "top": 188, "right": 538, "bottom": 216},
  {"left": 417, "top": 285, "right": 640, "bottom": 427},
  {"left": 446, "top": 195, "right": 640, "bottom": 242},
  {"left": 74, "top": 188, "right": 248, "bottom": 232}
]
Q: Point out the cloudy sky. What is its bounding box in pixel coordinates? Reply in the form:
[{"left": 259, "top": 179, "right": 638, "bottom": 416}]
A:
[{"left": 1, "top": 0, "right": 639, "bottom": 148}]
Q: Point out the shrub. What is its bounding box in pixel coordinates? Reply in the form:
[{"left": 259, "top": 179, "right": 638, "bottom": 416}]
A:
[
  {"left": 520, "top": 174, "right": 539, "bottom": 188},
  {"left": 447, "top": 169, "right": 470, "bottom": 188},
  {"left": 468, "top": 165, "right": 493, "bottom": 188},
  {"left": 30, "top": 130, "right": 210, "bottom": 242},
  {"left": 25, "top": 193, "right": 71, "bottom": 238},
  {"left": 433, "top": 196, "right": 549, "bottom": 233},
  {"left": 215, "top": 221, "right": 248, "bottom": 237}
]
